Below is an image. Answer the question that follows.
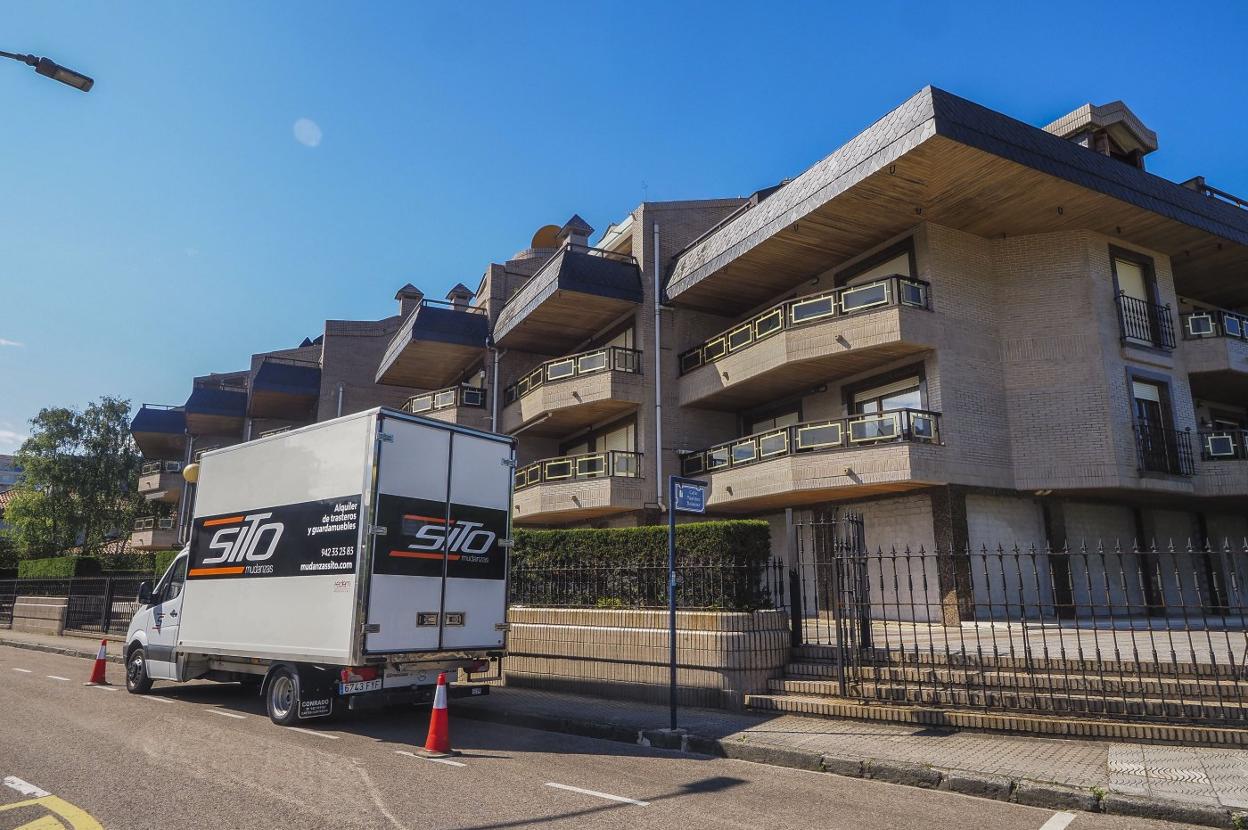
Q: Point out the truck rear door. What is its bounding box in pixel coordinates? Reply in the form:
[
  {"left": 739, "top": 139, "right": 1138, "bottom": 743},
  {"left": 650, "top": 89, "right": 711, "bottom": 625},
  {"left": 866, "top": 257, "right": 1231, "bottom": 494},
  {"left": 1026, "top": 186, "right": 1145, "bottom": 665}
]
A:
[{"left": 364, "top": 415, "right": 512, "bottom": 654}]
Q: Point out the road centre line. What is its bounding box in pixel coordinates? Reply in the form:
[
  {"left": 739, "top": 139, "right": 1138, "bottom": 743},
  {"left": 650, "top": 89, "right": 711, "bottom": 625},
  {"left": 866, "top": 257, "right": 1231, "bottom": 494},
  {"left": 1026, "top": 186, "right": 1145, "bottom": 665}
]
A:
[
  {"left": 289, "top": 727, "right": 340, "bottom": 740},
  {"left": 545, "top": 782, "right": 649, "bottom": 806},
  {"left": 3, "top": 776, "right": 50, "bottom": 798},
  {"left": 394, "top": 749, "right": 465, "bottom": 767},
  {"left": 11, "top": 668, "right": 31, "bottom": 673},
  {"left": 208, "top": 709, "right": 246, "bottom": 719},
  {"left": 47, "top": 675, "right": 70, "bottom": 681},
  {"left": 1038, "top": 812, "right": 1076, "bottom": 830}
]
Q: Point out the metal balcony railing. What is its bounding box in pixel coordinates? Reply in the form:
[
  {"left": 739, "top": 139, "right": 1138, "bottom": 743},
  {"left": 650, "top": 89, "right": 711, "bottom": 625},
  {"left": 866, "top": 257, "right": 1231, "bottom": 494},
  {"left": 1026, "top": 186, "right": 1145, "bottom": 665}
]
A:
[
  {"left": 503, "top": 346, "right": 642, "bottom": 405},
  {"left": 514, "top": 450, "right": 642, "bottom": 491},
  {"left": 133, "top": 517, "right": 175, "bottom": 532},
  {"left": 1115, "top": 293, "right": 1176, "bottom": 350},
  {"left": 1134, "top": 424, "right": 1195, "bottom": 476},
  {"left": 680, "top": 408, "right": 942, "bottom": 476},
  {"left": 403, "top": 385, "right": 487, "bottom": 415},
  {"left": 139, "top": 460, "right": 182, "bottom": 476},
  {"left": 1181, "top": 308, "right": 1248, "bottom": 341},
  {"left": 1200, "top": 428, "right": 1248, "bottom": 461},
  {"left": 678, "top": 275, "right": 930, "bottom": 375},
  {"left": 258, "top": 426, "right": 293, "bottom": 438}
]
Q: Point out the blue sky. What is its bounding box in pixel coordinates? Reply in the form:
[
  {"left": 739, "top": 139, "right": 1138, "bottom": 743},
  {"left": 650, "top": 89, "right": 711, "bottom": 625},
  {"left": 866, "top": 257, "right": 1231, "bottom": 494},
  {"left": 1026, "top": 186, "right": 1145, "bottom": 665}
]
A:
[{"left": 2, "top": 1, "right": 1246, "bottom": 453}]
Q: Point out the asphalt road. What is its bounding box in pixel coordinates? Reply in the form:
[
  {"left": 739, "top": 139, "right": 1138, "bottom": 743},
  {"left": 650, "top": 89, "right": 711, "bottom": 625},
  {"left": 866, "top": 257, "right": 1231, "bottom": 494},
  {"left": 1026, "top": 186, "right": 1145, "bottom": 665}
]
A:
[{"left": 0, "top": 644, "right": 1204, "bottom": 830}]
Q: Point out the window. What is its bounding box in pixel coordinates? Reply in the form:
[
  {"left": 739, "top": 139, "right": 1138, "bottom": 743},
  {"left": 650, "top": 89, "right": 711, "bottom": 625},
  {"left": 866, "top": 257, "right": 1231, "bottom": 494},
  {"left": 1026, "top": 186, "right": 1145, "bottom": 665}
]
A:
[
  {"left": 1111, "top": 248, "right": 1170, "bottom": 349},
  {"left": 746, "top": 404, "right": 801, "bottom": 435},
  {"left": 1131, "top": 377, "right": 1182, "bottom": 474},
  {"left": 836, "top": 241, "right": 916, "bottom": 288},
  {"left": 851, "top": 377, "right": 923, "bottom": 415}
]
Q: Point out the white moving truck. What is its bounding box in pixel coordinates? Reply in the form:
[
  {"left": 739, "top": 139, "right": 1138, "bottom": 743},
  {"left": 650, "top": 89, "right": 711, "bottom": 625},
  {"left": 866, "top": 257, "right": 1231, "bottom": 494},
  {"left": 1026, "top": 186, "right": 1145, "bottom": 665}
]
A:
[{"left": 123, "top": 407, "right": 514, "bottom": 724}]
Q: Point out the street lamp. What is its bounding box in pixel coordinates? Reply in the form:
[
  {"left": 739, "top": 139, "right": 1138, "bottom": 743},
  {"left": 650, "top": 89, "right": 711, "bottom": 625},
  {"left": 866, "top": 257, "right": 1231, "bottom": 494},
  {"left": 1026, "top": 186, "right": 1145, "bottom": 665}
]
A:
[{"left": 0, "top": 50, "right": 93, "bottom": 92}]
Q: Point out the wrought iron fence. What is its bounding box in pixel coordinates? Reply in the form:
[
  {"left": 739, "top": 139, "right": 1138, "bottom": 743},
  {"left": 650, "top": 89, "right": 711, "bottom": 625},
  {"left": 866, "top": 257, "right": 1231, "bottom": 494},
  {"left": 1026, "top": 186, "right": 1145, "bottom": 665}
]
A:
[
  {"left": 503, "top": 346, "right": 642, "bottom": 405},
  {"left": 792, "top": 516, "right": 1248, "bottom": 725},
  {"left": 678, "top": 275, "right": 930, "bottom": 374},
  {"left": 0, "top": 576, "right": 146, "bottom": 636},
  {"left": 1134, "top": 423, "right": 1195, "bottom": 476},
  {"left": 1115, "top": 292, "right": 1176, "bottom": 350}
]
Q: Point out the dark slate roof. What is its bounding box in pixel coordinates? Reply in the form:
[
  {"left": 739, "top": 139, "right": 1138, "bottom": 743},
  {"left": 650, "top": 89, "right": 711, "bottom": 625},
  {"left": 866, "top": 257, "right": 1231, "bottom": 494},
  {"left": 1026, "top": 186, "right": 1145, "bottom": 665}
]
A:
[
  {"left": 253, "top": 360, "right": 321, "bottom": 398},
  {"left": 130, "top": 406, "right": 186, "bottom": 435},
  {"left": 492, "top": 247, "right": 642, "bottom": 342},
  {"left": 668, "top": 86, "right": 1248, "bottom": 296},
  {"left": 184, "top": 386, "right": 248, "bottom": 418}
]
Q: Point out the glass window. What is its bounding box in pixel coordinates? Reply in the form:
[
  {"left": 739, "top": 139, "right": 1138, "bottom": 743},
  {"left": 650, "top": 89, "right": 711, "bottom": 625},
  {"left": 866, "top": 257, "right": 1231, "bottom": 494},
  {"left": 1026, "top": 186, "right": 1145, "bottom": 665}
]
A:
[
  {"left": 841, "top": 251, "right": 913, "bottom": 286},
  {"left": 851, "top": 376, "right": 923, "bottom": 415},
  {"left": 748, "top": 407, "right": 801, "bottom": 434}
]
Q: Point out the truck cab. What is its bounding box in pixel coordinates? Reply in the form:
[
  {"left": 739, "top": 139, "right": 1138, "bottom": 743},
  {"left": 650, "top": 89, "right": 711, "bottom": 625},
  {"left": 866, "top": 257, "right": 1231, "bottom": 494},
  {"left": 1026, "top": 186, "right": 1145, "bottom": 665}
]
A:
[{"left": 125, "top": 548, "right": 190, "bottom": 690}]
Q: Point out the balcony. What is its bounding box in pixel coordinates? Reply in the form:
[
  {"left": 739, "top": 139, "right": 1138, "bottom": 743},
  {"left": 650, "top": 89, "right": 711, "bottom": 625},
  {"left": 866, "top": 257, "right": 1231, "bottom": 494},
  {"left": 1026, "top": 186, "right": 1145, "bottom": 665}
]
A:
[
  {"left": 1115, "top": 293, "right": 1176, "bottom": 351},
  {"left": 678, "top": 276, "right": 935, "bottom": 409},
  {"left": 1133, "top": 424, "right": 1195, "bottom": 477},
  {"left": 376, "top": 299, "right": 489, "bottom": 388},
  {"left": 248, "top": 355, "right": 321, "bottom": 420},
  {"left": 512, "top": 450, "right": 644, "bottom": 525},
  {"left": 1181, "top": 308, "right": 1248, "bottom": 401},
  {"left": 501, "top": 347, "right": 643, "bottom": 436},
  {"left": 185, "top": 379, "right": 248, "bottom": 437},
  {"left": 1196, "top": 428, "right": 1248, "bottom": 498},
  {"left": 130, "top": 517, "right": 178, "bottom": 550},
  {"left": 129, "top": 405, "right": 186, "bottom": 459},
  {"left": 492, "top": 245, "right": 642, "bottom": 354},
  {"left": 401, "top": 385, "right": 490, "bottom": 430},
  {"left": 680, "top": 409, "right": 944, "bottom": 512},
  {"left": 137, "top": 461, "right": 184, "bottom": 503}
]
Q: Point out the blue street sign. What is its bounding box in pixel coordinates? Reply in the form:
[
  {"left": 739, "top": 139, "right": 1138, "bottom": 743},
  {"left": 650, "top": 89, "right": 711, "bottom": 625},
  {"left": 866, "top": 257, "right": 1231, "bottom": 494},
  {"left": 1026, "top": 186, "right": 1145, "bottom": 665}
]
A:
[{"left": 672, "top": 478, "right": 707, "bottom": 514}]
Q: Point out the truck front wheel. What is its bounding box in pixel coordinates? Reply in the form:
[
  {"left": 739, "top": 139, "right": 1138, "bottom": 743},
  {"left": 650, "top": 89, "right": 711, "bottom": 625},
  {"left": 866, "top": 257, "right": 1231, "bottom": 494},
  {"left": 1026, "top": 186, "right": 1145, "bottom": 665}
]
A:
[
  {"left": 265, "top": 667, "right": 300, "bottom": 725},
  {"left": 125, "top": 646, "right": 153, "bottom": 694}
]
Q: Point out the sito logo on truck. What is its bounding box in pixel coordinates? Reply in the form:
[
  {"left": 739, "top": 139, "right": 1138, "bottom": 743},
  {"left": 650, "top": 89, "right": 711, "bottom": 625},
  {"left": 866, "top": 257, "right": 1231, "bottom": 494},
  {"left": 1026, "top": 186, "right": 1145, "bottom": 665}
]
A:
[{"left": 188, "top": 497, "right": 362, "bottom": 579}]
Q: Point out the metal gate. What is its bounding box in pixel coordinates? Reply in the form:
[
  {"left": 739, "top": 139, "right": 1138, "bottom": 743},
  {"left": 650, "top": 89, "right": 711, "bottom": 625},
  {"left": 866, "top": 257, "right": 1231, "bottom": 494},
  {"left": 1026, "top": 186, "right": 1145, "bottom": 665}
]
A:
[{"left": 792, "top": 512, "right": 867, "bottom": 696}]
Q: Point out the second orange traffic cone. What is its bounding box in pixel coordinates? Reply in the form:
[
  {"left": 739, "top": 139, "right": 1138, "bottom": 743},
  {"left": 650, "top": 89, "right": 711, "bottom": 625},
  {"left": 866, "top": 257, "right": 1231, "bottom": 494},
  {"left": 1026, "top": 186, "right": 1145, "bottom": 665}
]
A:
[
  {"left": 423, "top": 672, "right": 452, "bottom": 754},
  {"left": 85, "top": 639, "right": 109, "bottom": 685}
]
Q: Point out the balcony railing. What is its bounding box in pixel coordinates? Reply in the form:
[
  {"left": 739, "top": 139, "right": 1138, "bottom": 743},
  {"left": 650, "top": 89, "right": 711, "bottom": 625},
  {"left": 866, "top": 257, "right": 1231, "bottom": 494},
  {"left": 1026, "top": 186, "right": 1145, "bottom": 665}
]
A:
[
  {"left": 1115, "top": 293, "right": 1176, "bottom": 351},
  {"left": 514, "top": 450, "right": 642, "bottom": 491},
  {"left": 680, "top": 408, "right": 941, "bottom": 476},
  {"left": 503, "top": 347, "right": 642, "bottom": 406},
  {"left": 1200, "top": 428, "right": 1248, "bottom": 461},
  {"left": 140, "top": 460, "right": 182, "bottom": 475},
  {"left": 403, "top": 385, "right": 486, "bottom": 415},
  {"left": 1181, "top": 308, "right": 1248, "bottom": 341},
  {"left": 133, "top": 517, "right": 175, "bottom": 532},
  {"left": 258, "top": 425, "right": 292, "bottom": 438},
  {"left": 678, "top": 276, "right": 930, "bottom": 375},
  {"left": 1134, "top": 424, "right": 1195, "bottom": 476}
]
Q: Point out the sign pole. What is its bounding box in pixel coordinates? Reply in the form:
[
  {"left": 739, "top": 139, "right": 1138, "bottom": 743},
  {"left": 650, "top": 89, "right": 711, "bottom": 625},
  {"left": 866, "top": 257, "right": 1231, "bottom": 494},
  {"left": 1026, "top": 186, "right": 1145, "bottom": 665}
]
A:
[{"left": 667, "top": 475, "right": 677, "bottom": 731}]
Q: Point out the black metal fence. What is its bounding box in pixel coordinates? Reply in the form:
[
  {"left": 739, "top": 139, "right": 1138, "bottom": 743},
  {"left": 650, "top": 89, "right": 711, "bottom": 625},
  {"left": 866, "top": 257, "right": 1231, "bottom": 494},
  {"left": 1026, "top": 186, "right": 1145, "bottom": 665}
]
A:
[
  {"left": 793, "top": 515, "right": 1248, "bottom": 725},
  {"left": 0, "top": 576, "right": 146, "bottom": 636}
]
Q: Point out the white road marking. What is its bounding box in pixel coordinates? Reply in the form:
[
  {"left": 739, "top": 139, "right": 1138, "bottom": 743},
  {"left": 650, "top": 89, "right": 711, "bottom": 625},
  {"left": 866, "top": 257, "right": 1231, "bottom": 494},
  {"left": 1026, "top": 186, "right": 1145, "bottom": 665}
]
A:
[
  {"left": 1038, "top": 812, "right": 1077, "bottom": 830},
  {"left": 289, "top": 727, "right": 340, "bottom": 740},
  {"left": 141, "top": 695, "right": 175, "bottom": 704},
  {"left": 11, "top": 668, "right": 32, "bottom": 673},
  {"left": 46, "top": 675, "right": 70, "bottom": 681},
  {"left": 3, "top": 775, "right": 51, "bottom": 798},
  {"left": 394, "top": 749, "right": 466, "bottom": 767},
  {"left": 89, "top": 684, "right": 119, "bottom": 691},
  {"left": 545, "top": 782, "right": 649, "bottom": 806},
  {"left": 208, "top": 709, "right": 246, "bottom": 720}
]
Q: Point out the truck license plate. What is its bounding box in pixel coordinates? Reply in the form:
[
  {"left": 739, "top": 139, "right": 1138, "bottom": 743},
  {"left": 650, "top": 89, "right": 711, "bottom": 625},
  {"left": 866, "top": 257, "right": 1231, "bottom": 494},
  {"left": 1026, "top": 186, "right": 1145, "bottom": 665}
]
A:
[{"left": 339, "top": 679, "right": 383, "bottom": 695}]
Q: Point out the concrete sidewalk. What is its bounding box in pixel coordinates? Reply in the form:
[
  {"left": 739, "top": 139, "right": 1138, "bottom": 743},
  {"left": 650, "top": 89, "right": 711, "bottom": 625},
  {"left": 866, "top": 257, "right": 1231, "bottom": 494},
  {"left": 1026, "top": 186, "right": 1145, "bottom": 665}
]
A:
[{"left": 5, "top": 628, "right": 1246, "bottom": 828}]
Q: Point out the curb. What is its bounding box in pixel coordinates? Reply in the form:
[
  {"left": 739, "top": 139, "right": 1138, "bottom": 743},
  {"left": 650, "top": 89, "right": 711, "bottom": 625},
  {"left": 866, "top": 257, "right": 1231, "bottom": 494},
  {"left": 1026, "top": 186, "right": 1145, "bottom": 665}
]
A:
[
  {"left": 0, "top": 636, "right": 124, "bottom": 665},
  {"left": 457, "top": 702, "right": 1246, "bottom": 829}
]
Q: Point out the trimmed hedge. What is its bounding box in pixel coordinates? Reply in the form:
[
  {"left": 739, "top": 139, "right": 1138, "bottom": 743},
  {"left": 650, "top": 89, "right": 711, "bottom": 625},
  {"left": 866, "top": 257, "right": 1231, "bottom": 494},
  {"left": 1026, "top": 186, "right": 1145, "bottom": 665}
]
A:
[
  {"left": 510, "top": 521, "right": 775, "bottom": 610},
  {"left": 154, "top": 549, "right": 181, "bottom": 576},
  {"left": 17, "top": 555, "right": 104, "bottom": 579}
]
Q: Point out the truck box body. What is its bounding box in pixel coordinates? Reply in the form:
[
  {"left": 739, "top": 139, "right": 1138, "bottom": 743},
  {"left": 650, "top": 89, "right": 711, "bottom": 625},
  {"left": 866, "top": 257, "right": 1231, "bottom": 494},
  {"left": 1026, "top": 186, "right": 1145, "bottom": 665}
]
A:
[{"left": 177, "top": 408, "right": 514, "bottom": 666}]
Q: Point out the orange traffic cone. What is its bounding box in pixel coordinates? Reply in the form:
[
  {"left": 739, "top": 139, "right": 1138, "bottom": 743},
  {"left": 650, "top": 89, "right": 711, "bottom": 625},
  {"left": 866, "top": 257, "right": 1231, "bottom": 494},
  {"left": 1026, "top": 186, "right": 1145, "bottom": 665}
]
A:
[
  {"left": 423, "top": 672, "right": 452, "bottom": 754},
  {"left": 85, "top": 639, "right": 109, "bottom": 686}
]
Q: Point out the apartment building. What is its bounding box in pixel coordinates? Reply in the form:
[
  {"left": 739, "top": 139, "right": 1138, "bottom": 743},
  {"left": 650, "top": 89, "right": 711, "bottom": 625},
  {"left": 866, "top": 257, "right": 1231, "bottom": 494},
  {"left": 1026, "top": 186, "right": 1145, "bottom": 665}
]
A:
[
  {"left": 0, "top": 455, "right": 21, "bottom": 490},
  {"left": 129, "top": 87, "right": 1248, "bottom": 618}
]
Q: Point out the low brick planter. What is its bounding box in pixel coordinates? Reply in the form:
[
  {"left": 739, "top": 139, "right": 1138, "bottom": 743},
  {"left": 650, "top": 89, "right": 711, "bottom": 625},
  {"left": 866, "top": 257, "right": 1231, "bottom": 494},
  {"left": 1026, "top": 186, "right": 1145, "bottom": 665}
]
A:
[{"left": 504, "top": 607, "right": 790, "bottom": 709}]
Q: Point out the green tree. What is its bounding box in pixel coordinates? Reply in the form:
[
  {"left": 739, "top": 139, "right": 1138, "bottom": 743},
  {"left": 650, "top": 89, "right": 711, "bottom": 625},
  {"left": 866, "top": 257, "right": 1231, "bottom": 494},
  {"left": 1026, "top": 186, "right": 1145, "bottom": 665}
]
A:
[{"left": 3, "top": 397, "right": 146, "bottom": 560}]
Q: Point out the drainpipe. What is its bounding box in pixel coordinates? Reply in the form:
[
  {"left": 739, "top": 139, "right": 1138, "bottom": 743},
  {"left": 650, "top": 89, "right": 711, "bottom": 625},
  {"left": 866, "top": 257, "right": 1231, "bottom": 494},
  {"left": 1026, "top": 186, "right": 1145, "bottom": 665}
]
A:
[
  {"left": 336, "top": 382, "right": 344, "bottom": 417},
  {"left": 490, "top": 343, "right": 505, "bottom": 432},
  {"left": 653, "top": 221, "right": 665, "bottom": 512}
]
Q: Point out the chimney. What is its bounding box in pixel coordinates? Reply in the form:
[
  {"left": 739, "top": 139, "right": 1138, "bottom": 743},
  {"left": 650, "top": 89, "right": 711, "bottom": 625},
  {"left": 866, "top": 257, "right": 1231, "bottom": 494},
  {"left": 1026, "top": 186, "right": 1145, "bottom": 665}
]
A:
[
  {"left": 445, "top": 283, "right": 474, "bottom": 310},
  {"left": 556, "top": 214, "right": 594, "bottom": 249},
  {"left": 394, "top": 284, "right": 424, "bottom": 317},
  {"left": 1042, "top": 101, "right": 1157, "bottom": 170}
]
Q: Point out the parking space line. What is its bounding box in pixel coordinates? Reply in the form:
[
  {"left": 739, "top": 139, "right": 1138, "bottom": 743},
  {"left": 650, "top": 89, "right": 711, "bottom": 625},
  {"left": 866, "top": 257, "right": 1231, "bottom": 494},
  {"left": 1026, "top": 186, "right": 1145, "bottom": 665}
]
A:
[
  {"left": 88, "top": 684, "right": 118, "bottom": 692},
  {"left": 47, "top": 675, "right": 70, "bottom": 681},
  {"left": 394, "top": 749, "right": 465, "bottom": 767},
  {"left": 545, "top": 782, "right": 649, "bottom": 806},
  {"left": 141, "top": 696, "right": 175, "bottom": 704},
  {"left": 288, "top": 727, "right": 340, "bottom": 740},
  {"left": 1038, "top": 812, "right": 1076, "bottom": 830},
  {"left": 208, "top": 709, "right": 246, "bottom": 720},
  {"left": 11, "top": 668, "right": 32, "bottom": 673}
]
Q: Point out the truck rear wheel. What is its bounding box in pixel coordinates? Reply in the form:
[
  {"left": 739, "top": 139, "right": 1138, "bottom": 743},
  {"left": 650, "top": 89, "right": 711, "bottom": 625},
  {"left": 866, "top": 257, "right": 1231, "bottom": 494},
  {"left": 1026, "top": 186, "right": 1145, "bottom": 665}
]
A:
[
  {"left": 265, "top": 667, "right": 300, "bottom": 725},
  {"left": 125, "top": 646, "right": 153, "bottom": 694}
]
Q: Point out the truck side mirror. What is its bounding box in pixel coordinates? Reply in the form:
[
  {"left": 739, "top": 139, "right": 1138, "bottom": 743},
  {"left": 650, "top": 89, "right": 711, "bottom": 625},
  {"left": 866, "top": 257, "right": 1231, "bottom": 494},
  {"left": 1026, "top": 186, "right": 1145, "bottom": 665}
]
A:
[{"left": 137, "top": 581, "right": 153, "bottom": 606}]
